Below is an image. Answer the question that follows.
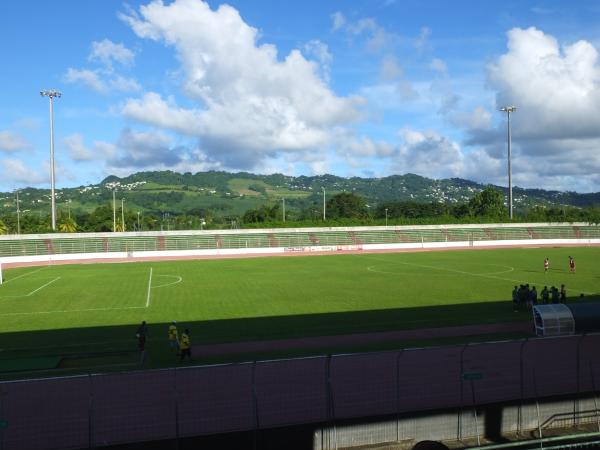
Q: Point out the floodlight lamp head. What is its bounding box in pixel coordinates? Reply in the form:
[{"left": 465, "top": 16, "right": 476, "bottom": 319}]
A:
[
  {"left": 40, "top": 89, "right": 62, "bottom": 98},
  {"left": 499, "top": 106, "right": 517, "bottom": 113}
]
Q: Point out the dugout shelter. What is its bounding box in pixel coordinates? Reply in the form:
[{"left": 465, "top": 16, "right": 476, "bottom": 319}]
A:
[{"left": 533, "top": 303, "right": 600, "bottom": 336}]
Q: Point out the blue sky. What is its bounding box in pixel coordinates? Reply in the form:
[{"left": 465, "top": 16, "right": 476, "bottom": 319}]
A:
[{"left": 2, "top": 0, "right": 600, "bottom": 193}]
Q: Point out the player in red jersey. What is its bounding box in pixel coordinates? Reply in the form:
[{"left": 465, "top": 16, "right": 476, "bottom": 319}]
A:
[{"left": 569, "top": 256, "right": 576, "bottom": 273}]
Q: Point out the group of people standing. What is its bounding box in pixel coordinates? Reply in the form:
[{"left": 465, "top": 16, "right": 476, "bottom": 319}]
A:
[
  {"left": 512, "top": 283, "right": 568, "bottom": 311},
  {"left": 511, "top": 255, "right": 578, "bottom": 311},
  {"left": 136, "top": 320, "right": 192, "bottom": 362},
  {"left": 544, "top": 256, "right": 576, "bottom": 274},
  {"left": 168, "top": 321, "right": 192, "bottom": 361}
]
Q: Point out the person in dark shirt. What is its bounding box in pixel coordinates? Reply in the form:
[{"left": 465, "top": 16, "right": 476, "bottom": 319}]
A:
[
  {"left": 136, "top": 321, "right": 148, "bottom": 352},
  {"left": 541, "top": 286, "right": 549, "bottom": 304},
  {"left": 560, "top": 284, "right": 567, "bottom": 303},
  {"left": 512, "top": 286, "right": 519, "bottom": 311},
  {"left": 530, "top": 286, "right": 538, "bottom": 306},
  {"left": 179, "top": 329, "right": 191, "bottom": 362},
  {"left": 551, "top": 286, "right": 559, "bottom": 304}
]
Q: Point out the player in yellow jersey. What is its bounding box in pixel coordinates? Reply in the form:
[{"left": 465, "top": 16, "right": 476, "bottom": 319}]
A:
[
  {"left": 179, "top": 329, "right": 191, "bottom": 361},
  {"left": 168, "top": 321, "right": 179, "bottom": 352}
]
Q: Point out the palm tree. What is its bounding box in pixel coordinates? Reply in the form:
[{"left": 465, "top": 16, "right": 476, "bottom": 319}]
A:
[
  {"left": 58, "top": 217, "right": 77, "bottom": 233},
  {"left": 0, "top": 219, "right": 7, "bottom": 235}
]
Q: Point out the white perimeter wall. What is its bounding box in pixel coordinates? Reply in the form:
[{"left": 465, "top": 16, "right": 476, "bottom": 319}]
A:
[{"left": 2, "top": 238, "right": 600, "bottom": 266}]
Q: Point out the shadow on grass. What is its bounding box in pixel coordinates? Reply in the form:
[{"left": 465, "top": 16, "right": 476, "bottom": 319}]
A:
[{"left": 0, "top": 295, "right": 598, "bottom": 379}]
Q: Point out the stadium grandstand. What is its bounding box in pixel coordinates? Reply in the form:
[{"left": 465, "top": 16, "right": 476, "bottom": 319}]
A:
[{"left": 0, "top": 222, "right": 598, "bottom": 259}]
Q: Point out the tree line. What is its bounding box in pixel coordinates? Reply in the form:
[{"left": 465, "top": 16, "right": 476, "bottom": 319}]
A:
[{"left": 1, "top": 187, "right": 600, "bottom": 234}]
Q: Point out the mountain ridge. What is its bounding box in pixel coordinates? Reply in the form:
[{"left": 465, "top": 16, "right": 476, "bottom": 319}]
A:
[{"left": 2, "top": 170, "right": 599, "bottom": 219}]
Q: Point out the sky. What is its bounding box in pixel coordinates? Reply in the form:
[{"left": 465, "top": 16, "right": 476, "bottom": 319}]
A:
[{"left": 2, "top": 0, "right": 600, "bottom": 193}]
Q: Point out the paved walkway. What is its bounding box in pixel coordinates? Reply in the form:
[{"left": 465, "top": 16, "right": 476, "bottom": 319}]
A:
[{"left": 192, "top": 321, "right": 532, "bottom": 357}]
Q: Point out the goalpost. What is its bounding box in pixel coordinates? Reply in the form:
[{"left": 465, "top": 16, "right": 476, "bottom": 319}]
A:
[{"left": 0, "top": 262, "right": 3, "bottom": 285}]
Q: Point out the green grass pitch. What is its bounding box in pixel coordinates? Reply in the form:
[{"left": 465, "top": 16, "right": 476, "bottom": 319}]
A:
[{"left": 0, "top": 246, "right": 598, "bottom": 373}]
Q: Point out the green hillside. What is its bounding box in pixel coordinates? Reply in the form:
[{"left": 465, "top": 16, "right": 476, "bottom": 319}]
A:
[{"left": 1, "top": 170, "right": 600, "bottom": 232}]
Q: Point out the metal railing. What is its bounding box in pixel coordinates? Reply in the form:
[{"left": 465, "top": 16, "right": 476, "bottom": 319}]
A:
[{"left": 1, "top": 224, "right": 599, "bottom": 258}]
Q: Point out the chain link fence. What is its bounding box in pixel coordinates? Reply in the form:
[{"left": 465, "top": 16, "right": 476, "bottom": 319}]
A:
[{"left": 1, "top": 334, "right": 600, "bottom": 449}]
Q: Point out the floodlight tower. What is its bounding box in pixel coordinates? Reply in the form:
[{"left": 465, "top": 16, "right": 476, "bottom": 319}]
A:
[
  {"left": 15, "top": 189, "right": 21, "bottom": 235},
  {"left": 499, "top": 106, "right": 517, "bottom": 219},
  {"left": 322, "top": 187, "right": 326, "bottom": 221},
  {"left": 40, "top": 89, "right": 62, "bottom": 230},
  {"left": 113, "top": 189, "right": 117, "bottom": 232},
  {"left": 121, "top": 198, "right": 126, "bottom": 232}
]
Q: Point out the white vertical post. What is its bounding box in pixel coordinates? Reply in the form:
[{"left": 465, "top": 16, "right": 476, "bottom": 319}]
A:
[
  {"left": 500, "top": 106, "right": 517, "bottom": 219},
  {"left": 507, "top": 111, "right": 513, "bottom": 219},
  {"left": 322, "top": 187, "right": 326, "bottom": 221},
  {"left": 121, "top": 198, "right": 125, "bottom": 232},
  {"left": 112, "top": 190, "right": 116, "bottom": 232},
  {"left": 16, "top": 190, "right": 21, "bottom": 235},
  {"left": 40, "top": 90, "right": 61, "bottom": 231},
  {"left": 49, "top": 96, "right": 56, "bottom": 230}
]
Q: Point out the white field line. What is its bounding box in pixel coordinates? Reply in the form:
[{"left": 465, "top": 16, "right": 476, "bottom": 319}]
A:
[
  {"left": 145, "top": 267, "right": 153, "bottom": 308},
  {"left": 26, "top": 277, "right": 61, "bottom": 296},
  {"left": 151, "top": 275, "right": 182, "bottom": 289},
  {"left": 362, "top": 255, "right": 596, "bottom": 295},
  {"left": 0, "top": 305, "right": 146, "bottom": 317},
  {"left": 367, "top": 264, "right": 515, "bottom": 276},
  {"left": 0, "top": 268, "right": 182, "bottom": 315},
  {"left": 0, "top": 275, "right": 61, "bottom": 299},
  {"left": 0, "top": 267, "right": 46, "bottom": 285}
]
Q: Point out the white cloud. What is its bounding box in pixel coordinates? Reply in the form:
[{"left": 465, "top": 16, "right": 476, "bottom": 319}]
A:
[
  {"left": 110, "top": 128, "right": 183, "bottom": 168},
  {"left": 64, "top": 128, "right": 196, "bottom": 172},
  {"left": 488, "top": 27, "right": 600, "bottom": 140},
  {"left": 64, "top": 134, "right": 96, "bottom": 161},
  {"left": 380, "top": 55, "right": 403, "bottom": 81},
  {"left": 429, "top": 58, "right": 448, "bottom": 75},
  {"left": 395, "top": 128, "right": 465, "bottom": 179},
  {"left": 378, "top": 127, "right": 507, "bottom": 186},
  {"left": 110, "top": 75, "right": 142, "bottom": 92},
  {"left": 64, "top": 39, "right": 138, "bottom": 94},
  {"left": 89, "top": 39, "right": 135, "bottom": 68},
  {"left": 64, "top": 68, "right": 141, "bottom": 93},
  {"left": 415, "top": 27, "right": 431, "bottom": 53},
  {"left": 451, "top": 106, "right": 492, "bottom": 131},
  {"left": 64, "top": 68, "right": 107, "bottom": 92},
  {"left": 471, "top": 26, "right": 600, "bottom": 191},
  {"left": 120, "top": 0, "right": 363, "bottom": 171},
  {"left": 0, "top": 131, "right": 30, "bottom": 152},
  {"left": 329, "top": 12, "right": 392, "bottom": 52},
  {"left": 377, "top": 56, "right": 418, "bottom": 102},
  {"left": 336, "top": 133, "right": 396, "bottom": 158},
  {"left": 331, "top": 11, "right": 346, "bottom": 32},
  {"left": 0, "top": 158, "right": 47, "bottom": 184},
  {"left": 121, "top": 92, "right": 202, "bottom": 136},
  {"left": 304, "top": 40, "right": 332, "bottom": 82},
  {"left": 61, "top": 128, "right": 211, "bottom": 177}
]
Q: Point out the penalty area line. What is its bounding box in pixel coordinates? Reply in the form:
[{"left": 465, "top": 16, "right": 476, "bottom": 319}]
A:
[
  {"left": 26, "top": 277, "right": 61, "bottom": 296},
  {"left": 0, "top": 267, "right": 47, "bottom": 286},
  {"left": 145, "top": 267, "right": 153, "bottom": 308},
  {"left": 0, "top": 305, "right": 146, "bottom": 317}
]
